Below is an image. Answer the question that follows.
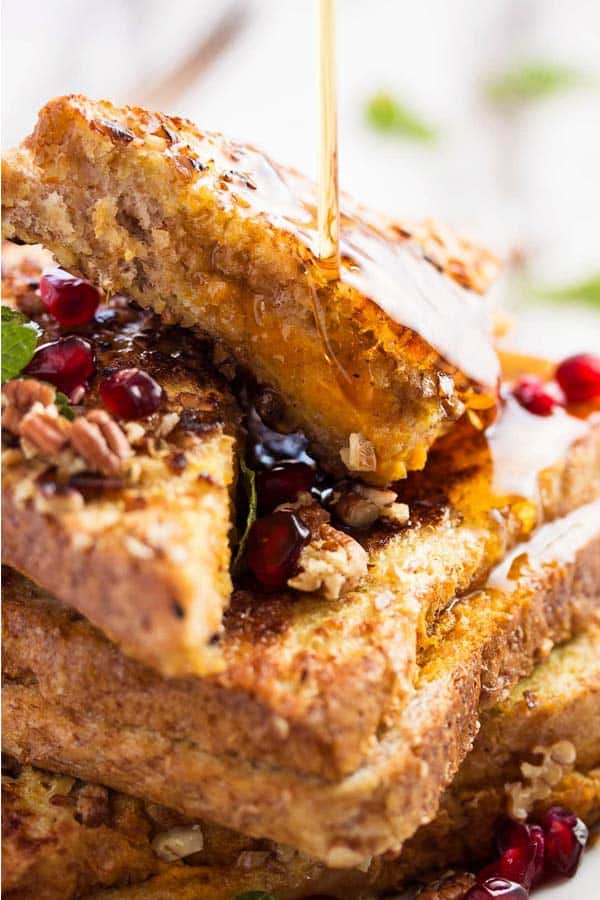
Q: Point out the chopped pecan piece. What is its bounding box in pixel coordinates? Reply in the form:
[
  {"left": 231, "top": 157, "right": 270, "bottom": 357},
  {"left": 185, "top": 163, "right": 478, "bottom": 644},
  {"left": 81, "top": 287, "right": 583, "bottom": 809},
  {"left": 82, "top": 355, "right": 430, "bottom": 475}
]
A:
[
  {"left": 19, "top": 402, "right": 71, "bottom": 457},
  {"left": 335, "top": 483, "right": 409, "bottom": 529},
  {"left": 417, "top": 872, "right": 476, "bottom": 900},
  {"left": 70, "top": 409, "right": 132, "bottom": 476},
  {"left": 288, "top": 522, "right": 368, "bottom": 600},
  {"left": 2, "top": 378, "right": 56, "bottom": 433},
  {"left": 339, "top": 432, "right": 378, "bottom": 473}
]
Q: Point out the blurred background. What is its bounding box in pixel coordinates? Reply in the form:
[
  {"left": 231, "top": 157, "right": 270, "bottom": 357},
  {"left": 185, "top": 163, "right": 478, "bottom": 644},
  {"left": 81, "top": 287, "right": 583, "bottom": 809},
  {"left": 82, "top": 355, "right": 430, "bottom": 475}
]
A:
[{"left": 3, "top": 0, "right": 600, "bottom": 354}]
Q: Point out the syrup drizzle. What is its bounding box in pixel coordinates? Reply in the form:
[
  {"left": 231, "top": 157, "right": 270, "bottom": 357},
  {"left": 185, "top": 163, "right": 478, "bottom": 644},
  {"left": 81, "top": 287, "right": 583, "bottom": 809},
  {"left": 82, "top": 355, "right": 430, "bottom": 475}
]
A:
[
  {"left": 317, "top": 0, "right": 340, "bottom": 280},
  {"left": 486, "top": 393, "right": 589, "bottom": 503},
  {"left": 487, "top": 497, "right": 600, "bottom": 591}
]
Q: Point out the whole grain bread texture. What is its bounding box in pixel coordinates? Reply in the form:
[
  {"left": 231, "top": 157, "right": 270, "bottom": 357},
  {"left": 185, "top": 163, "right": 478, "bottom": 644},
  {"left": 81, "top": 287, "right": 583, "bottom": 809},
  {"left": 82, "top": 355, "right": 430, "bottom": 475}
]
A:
[
  {"left": 3, "top": 241, "right": 600, "bottom": 779},
  {"left": 3, "top": 393, "right": 600, "bottom": 784},
  {"left": 1, "top": 243, "right": 240, "bottom": 677},
  {"left": 3, "top": 626, "right": 600, "bottom": 900},
  {"left": 4, "top": 499, "right": 600, "bottom": 866},
  {"left": 1, "top": 95, "right": 502, "bottom": 484}
]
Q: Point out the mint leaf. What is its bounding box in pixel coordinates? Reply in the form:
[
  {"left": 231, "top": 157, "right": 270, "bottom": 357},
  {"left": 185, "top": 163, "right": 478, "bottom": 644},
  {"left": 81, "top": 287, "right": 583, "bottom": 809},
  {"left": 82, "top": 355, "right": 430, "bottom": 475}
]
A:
[
  {"left": 486, "top": 61, "right": 587, "bottom": 105},
  {"left": 55, "top": 391, "right": 75, "bottom": 420},
  {"left": 233, "top": 455, "right": 258, "bottom": 571},
  {"left": 234, "top": 893, "right": 276, "bottom": 900},
  {"left": 1, "top": 306, "right": 42, "bottom": 383},
  {"left": 2, "top": 305, "right": 27, "bottom": 324},
  {"left": 365, "top": 91, "right": 439, "bottom": 142},
  {"left": 533, "top": 273, "right": 600, "bottom": 309}
]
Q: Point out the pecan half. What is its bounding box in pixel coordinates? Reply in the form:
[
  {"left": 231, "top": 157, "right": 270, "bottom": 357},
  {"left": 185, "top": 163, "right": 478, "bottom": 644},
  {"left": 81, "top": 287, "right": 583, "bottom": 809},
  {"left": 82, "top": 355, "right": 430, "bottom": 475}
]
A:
[
  {"left": 70, "top": 409, "right": 132, "bottom": 476},
  {"left": 19, "top": 402, "right": 71, "bottom": 457},
  {"left": 2, "top": 378, "right": 56, "bottom": 433}
]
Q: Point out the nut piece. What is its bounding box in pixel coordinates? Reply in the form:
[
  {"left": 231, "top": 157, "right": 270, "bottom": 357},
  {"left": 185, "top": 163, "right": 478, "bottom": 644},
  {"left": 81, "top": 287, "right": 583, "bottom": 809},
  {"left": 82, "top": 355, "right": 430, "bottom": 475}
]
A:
[
  {"left": 335, "top": 483, "right": 409, "bottom": 529},
  {"left": 506, "top": 740, "right": 577, "bottom": 820},
  {"left": 71, "top": 409, "right": 132, "bottom": 476},
  {"left": 2, "top": 378, "right": 56, "bottom": 433},
  {"left": 416, "top": 871, "right": 477, "bottom": 900},
  {"left": 152, "top": 825, "right": 204, "bottom": 862},
  {"left": 288, "top": 523, "right": 368, "bottom": 600},
  {"left": 340, "top": 432, "right": 377, "bottom": 473},
  {"left": 19, "top": 402, "right": 72, "bottom": 457}
]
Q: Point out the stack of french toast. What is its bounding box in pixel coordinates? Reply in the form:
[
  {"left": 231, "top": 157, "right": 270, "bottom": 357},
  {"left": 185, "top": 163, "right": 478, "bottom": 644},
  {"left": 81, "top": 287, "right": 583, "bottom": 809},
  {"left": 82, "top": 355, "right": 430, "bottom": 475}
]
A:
[{"left": 2, "top": 96, "right": 600, "bottom": 900}]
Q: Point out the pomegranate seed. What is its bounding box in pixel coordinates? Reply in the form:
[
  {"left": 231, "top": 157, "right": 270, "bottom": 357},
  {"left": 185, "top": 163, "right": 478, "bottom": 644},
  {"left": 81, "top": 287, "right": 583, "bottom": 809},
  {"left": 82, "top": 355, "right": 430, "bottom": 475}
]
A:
[
  {"left": 479, "top": 847, "right": 536, "bottom": 891},
  {"left": 246, "top": 511, "right": 309, "bottom": 590},
  {"left": 496, "top": 818, "right": 531, "bottom": 855},
  {"left": 556, "top": 353, "right": 600, "bottom": 403},
  {"left": 24, "top": 336, "right": 95, "bottom": 397},
  {"left": 492, "top": 818, "right": 545, "bottom": 888},
  {"left": 256, "top": 462, "right": 315, "bottom": 513},
  {"left": 513, "top": 376, "right": 557, "bottom": 416},
  {"left": 99, "top": 368, "right": 163, "bottom": 420},
  {"left": 541, "top": 806, "right": 588, "bottom": 878},
  {"left": 528, "top": 825, "right": 546, "bottom": 886},
  {"left": 465, "top": 877, "right": 528, "bottom": 899},
  {"left": 40, "top": 268, "right": 100, "bottom": 326}
]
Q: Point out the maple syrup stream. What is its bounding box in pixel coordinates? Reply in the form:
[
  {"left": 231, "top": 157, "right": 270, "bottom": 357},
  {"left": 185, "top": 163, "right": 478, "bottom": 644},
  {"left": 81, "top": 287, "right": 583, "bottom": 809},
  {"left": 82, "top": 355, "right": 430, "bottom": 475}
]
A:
[{"left": 317, "top": 0, "right": 340, "bottom": 279}]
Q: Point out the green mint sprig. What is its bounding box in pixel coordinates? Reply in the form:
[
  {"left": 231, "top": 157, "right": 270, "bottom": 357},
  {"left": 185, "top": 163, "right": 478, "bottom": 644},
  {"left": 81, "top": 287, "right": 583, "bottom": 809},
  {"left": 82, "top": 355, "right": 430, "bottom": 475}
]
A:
[
  {"left": 1, "top": 305, "right": 42, "bottom": 383},
  {"left": 233, "top": 454, "right": 258, "bottom": 571},
  {"left": 365, "top": 91, "right": 439, "bottom": 143},
  {"left": 532, "top": 273, "right": 600, "bottom": 310},
  {"left": 486, "top": 61, "right": 588, "bottom": 105}
]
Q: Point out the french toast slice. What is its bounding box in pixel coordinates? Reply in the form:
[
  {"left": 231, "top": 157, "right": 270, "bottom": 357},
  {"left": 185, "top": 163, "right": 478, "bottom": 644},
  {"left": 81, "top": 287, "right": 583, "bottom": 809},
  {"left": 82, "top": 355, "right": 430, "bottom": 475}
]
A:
[
  {"left": 2, "top": 400, "right": 599, "bottom": 783},
  {"left": 4, "top": 499, "right": 600, "bottom": 866},
  {"left": 4, "top": 244, "right": 599, "bottom": 783},
  {"left": 3, "top": 626, "right": 600, "bottom": 900},
  {"left": 1, "top": 95, "right": 501, "bottom": 484},
  {"left": 1, "top": 242, "right": 240, "bottom": 677}
]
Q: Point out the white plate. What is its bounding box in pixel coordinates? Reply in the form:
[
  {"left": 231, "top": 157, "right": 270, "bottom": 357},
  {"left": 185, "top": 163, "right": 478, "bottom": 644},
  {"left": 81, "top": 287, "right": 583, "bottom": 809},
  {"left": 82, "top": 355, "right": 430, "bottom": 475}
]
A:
[{"left": 537, "top": 844, "right": 599, "bottom": 897}]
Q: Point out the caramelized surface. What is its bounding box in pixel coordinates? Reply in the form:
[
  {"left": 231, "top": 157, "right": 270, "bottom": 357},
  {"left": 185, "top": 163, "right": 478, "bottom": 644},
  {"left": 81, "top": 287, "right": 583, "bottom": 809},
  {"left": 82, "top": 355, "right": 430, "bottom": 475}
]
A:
[{"left": 2, "top": 95, "right": 501, "bottom": 482}]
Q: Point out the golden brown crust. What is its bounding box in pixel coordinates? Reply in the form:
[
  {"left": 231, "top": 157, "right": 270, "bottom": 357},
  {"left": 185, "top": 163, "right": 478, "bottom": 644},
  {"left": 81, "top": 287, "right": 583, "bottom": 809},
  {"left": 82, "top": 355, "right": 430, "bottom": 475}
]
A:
[
  {"left": 4, "top": 508, "right": 600, "bottom": 865},
  {"left": 3, "top": 626, "right": 600, "bottom": 900},
  {"left": 1, "top": 243, "right": 239, "bottom": 678},
  {"left": 3, "top": 327, "right": 600, "bottom": 781},
  {"left": 2, "top": 249, "right": 600, "bottom": 780},
  {"left": 3, "top": 763, "right": 599, "bottom": 900},
  {"left": 1, "top": 95, "right": 502, "bottom": 483}
]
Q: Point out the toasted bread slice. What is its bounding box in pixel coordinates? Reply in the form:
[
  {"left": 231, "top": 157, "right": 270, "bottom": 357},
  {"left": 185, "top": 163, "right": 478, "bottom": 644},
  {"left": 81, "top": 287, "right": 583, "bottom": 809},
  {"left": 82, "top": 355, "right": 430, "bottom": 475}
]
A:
[
  {"left": 4, "top": 244, "right": 599, "bottom": 781},
  {"left": 3, "top": 397, "right": 600, "bottom": 783},
  {"left": 4, "top": 499, "right": 600, "bottom": 866},
  {"left": 1, "top": 242, "right": 240, "bottom": 677},
  {"left": 1, "top": 95, "right": 502, "bottom": 484},
  {"left": 3, "top": 627, "right": 600, "bottom": 900}
]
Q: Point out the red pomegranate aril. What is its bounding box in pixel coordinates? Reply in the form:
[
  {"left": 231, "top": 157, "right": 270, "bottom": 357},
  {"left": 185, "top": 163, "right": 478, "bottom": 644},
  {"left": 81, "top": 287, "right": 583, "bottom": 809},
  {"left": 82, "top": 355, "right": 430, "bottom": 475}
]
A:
[
  {"left": 513, "top": 375, "right": 557, "bottom": 416},
  {"left": 492, "top": 818, "right": 545, "bottom": 888},
  {"left": 465, "top": 877, "right": 528, "bottom": 899},
  {"left": 256, "top": 462, "right": 315, "bottom": 513},
  {"left": 246, "top": 510, "right": 310, "bottom": 591},
  {"left": 479, "top": 847, "right": 536, "bottom": 891},
  {"left": 100, "top": 368, "right": 163, "bottom": 420},
  {"left": 528, "top": 825, "right": 546, "bottom": 886},
  {"left": 496, "top": 818, "right": 532, "bottom": 855},
  {"left": 40, "top": 268, "right": 100, "bottom": 326},
  {"left": 556, "top": 353, "right": 600, "bottom": 403},
  {"left": 542, "top": 806, "right": 588, "bottom": 878},
  {"left": 24, "top": 336, "right": 96, "bottom": 397}
]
